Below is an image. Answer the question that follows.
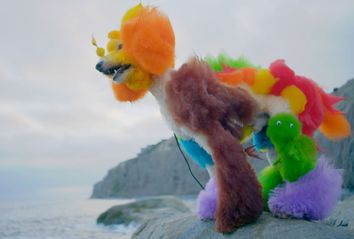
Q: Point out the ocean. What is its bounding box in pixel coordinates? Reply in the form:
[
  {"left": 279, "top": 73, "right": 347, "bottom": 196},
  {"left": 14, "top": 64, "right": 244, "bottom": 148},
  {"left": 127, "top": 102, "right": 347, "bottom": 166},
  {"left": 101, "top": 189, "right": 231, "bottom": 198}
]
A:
[{"left": 0, "top": 197, "right": 137, "bottom": 239}]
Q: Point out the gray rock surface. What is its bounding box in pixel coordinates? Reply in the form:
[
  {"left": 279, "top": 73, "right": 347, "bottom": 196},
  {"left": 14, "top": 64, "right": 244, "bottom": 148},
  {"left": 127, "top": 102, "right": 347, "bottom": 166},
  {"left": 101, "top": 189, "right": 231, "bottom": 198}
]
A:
[
  {"left": 132, "top": 212, "right": 353, "bottom": 239},
  {"left": 91, "top": 138, "right": 267, "bottom": 198},
  {"left": 316, "top": 79, "right": 354, "bottom": 190},
  {"left": 97, "top": 196, "right": 190, "bottom": 226},
  {"left": 326, "top": 195, "right": 354, "bottom": 233}
]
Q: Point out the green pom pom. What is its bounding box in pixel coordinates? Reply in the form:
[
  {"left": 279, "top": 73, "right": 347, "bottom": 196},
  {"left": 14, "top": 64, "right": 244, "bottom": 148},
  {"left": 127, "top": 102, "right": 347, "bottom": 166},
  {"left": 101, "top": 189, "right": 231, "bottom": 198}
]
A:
[{"left": 204, "top": 53, "right": 258, "bottom": 72}]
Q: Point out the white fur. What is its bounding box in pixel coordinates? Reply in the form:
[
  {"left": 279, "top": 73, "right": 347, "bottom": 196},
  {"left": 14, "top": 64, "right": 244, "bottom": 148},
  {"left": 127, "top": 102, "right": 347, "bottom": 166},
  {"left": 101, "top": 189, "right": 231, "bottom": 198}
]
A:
[
  {"left": 149, "top": 71, "right": 215, "bottom": 174},
  {"left": 239, "top": 83, "right": 291, "bottom": 116},
  {"left": 265, "top": 95, "right": 291, "bottom": 116}
]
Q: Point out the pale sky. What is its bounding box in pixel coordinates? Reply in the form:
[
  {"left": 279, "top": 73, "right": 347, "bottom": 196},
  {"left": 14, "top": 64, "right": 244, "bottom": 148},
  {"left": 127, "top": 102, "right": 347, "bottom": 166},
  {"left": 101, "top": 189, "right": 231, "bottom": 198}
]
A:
[{"left": 1, "top": 0, "right": 354, "bottom": 200}]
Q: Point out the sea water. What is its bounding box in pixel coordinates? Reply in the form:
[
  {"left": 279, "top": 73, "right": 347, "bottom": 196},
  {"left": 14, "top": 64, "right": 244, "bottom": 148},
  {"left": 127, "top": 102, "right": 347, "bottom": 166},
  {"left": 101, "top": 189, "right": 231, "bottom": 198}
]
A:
[{"left": 0, "top": 196, "right": 136, "bottom": 239}]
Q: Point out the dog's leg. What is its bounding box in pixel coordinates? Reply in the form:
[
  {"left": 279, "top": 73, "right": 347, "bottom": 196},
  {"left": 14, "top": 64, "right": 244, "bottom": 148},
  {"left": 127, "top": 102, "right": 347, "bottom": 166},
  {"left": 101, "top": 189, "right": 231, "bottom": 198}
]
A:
[{"left": 208, "top": 123, "right": 263, "bottom": 233}]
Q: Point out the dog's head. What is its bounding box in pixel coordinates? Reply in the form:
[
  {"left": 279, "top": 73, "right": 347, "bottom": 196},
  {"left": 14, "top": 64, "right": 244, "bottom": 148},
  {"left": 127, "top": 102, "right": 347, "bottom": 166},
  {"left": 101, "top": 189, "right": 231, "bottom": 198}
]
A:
[{"left": 93, "top": 4, "right": 175, "bottom": 102}]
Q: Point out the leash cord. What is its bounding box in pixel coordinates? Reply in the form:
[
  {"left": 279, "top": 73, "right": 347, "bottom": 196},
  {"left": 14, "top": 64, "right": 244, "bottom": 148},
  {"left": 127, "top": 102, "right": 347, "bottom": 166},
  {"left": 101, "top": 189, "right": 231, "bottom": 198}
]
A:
[{"left": 173, "top": 134, "right": 205, "bottom": 190}]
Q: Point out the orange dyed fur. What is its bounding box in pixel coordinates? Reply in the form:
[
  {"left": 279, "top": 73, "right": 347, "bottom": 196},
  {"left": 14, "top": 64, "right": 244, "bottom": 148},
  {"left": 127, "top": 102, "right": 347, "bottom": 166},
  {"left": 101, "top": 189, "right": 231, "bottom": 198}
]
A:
[
  {"left": 319, "top": 110, "right": 351, "bottom": 140},
  {"left": 112, "top": 82, "right": 147, "bottom": 102},
  {"left": 216, "top": 68, "right": 256, "bottom": 86},
  {"left": 121, "top": 8, "right": 175, "bottom": 75}
]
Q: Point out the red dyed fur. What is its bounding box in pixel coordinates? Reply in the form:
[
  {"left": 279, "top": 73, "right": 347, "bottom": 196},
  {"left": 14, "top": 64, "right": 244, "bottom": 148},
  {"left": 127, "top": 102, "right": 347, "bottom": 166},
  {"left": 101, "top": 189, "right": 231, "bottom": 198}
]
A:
[{"left": 166, "top": 58, "right": 263, "bottom": 232}]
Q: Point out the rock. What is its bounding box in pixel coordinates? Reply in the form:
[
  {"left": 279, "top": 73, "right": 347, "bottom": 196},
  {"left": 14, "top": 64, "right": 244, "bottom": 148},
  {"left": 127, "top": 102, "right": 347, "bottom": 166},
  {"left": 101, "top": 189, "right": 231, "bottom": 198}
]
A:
[
  {"left": 326, "top": 195, "right": 354, "bottom": 233},
  {"left": 91, "top": 138, "right": 267, "bottom": 198},
  {"left": 341, "top": 189, "right": 354, "bottom": 200},
  {"left": 132, "top": 212, "right": 353, "bottom": 239},
  {"left": 316, "top": 79, "right": 354, "bottom": 190},
  {"left": 91, "top": 138, "right": 210, "bottom": 198},
  {"left": 97, "top": 196, "right": 190, "bottom": 226}
]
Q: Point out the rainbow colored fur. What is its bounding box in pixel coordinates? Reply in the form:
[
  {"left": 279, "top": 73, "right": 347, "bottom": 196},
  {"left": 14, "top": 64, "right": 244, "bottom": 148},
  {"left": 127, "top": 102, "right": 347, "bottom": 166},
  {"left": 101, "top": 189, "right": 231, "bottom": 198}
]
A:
[
  {"left": 206, "top": 54, "right": 351, "bottom": 140},
  {"left": 204, "top": 55, "right": 348, "bottom": 220},
  {"left": 94, "top": 3, "right": 350, "bottom": 233}
]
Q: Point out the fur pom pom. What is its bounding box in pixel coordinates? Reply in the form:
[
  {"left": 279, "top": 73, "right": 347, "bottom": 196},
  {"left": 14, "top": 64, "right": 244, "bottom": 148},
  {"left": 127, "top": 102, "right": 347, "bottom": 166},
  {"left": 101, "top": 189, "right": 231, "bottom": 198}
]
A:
[
  {"left": 197, "top": 178, "right": 217, "bottom": 220},
  {"left": 204, "top": 54, "right": 255, "bottom": 72},
  {"left": 295, "top": 76, "right": 324, "bottom": 136},
  {"left": 121, "top": 6, "right": 175, "bottom": 75},
  {"left": 268, "top": 155, "right": 342, "bottom": 220},
  {"left": 317, "top": 87, "right": 351, "bottom": 139},
  {"left": 111, "top": 82, "right": 147, "bottom": 102},
  {"left": 269, "top": 59, "right": 296, "bottom": 95},
  {"left": 319, "top": 110, "right": 351, "bottom": 140},
  {"left": 252, "top": 69, "right": 277, "bottom": 94}
]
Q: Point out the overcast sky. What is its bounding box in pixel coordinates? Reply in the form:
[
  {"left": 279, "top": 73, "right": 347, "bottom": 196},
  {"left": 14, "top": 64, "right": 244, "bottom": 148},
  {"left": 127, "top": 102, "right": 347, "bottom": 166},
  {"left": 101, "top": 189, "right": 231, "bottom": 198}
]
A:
[{"left": 1, "top": 0, "right": 354, "bottom": 200}]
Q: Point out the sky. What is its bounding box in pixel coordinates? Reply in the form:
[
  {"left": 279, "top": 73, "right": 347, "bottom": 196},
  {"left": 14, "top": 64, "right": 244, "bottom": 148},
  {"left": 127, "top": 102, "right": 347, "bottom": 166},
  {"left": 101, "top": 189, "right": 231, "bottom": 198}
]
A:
[{"left": 0, "top": 0, "right": 354, "bottom": 200}]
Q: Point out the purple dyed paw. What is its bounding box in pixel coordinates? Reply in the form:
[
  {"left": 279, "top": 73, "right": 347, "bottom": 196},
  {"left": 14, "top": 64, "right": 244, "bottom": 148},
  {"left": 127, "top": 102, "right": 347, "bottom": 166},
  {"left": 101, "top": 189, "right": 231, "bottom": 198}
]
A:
[
  {"left": 269, "top": 198, "right": 307, "bottom": 219},
  {"left": 196, "top": 178, "right": 217, "bottom": 220},
  {"left": 269, "top": 156, "right": 342, "bottom": 220}
]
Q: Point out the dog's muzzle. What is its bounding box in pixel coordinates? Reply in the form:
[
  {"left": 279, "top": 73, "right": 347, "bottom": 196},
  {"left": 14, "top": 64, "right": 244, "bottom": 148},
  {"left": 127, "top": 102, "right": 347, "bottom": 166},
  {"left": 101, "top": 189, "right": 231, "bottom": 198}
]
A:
[{"left": 95, "top": 61, "right": 131, "bottom": 83}]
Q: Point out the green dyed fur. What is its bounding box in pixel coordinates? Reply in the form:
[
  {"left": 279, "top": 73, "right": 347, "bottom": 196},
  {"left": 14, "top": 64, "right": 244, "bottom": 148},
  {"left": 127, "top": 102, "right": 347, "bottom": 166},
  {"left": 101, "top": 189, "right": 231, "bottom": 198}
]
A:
[
  {"left": 258, "top": 165, "right": 283, "bottom": 210},
  {"left": 258, "top": 113, "right": 317, "bottom": 209},
  {"left": 204, "top": 53, "right": 257, "bottom": 72}
]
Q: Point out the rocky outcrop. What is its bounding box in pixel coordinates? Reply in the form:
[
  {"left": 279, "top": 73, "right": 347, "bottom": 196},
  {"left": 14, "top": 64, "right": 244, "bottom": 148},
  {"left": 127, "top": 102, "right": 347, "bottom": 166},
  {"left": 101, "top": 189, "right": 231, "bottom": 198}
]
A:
[
  {"left": 132, "top": 212, "right": 353, "bottom": 239},
  {"left": 316, "top": 79, "right": 354, "bottom": 190},
  {"left": 95, "top": 195, "right": 354, "bottom": 239},
  {"left": 91, "top": 137, "right": 267, "bottom": 198},
  {"left": 97, "top": 196, "right": 190, "bottom": 226},
  {"left": 91, "top": 138, "right": 210, "bottom": 198}
]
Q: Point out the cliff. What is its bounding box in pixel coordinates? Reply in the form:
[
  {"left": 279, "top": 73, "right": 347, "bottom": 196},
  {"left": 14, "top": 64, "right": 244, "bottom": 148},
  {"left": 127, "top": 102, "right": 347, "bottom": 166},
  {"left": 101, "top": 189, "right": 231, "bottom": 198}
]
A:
[
  {"left": 316, "top": 79, "right": 354, "bottom": 190},
  {"left": 91, "top": 138, "right": 211, "bottom": 198}
]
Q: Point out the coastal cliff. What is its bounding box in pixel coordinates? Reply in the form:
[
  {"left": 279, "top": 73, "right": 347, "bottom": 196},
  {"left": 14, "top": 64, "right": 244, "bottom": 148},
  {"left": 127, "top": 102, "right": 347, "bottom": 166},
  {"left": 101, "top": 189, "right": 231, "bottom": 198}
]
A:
[
  {"left": 91, "top": 138, "right": 211, "bottom": 198},
  {"left": 316, "top": 79, "right": 354, "bottom": 190}
]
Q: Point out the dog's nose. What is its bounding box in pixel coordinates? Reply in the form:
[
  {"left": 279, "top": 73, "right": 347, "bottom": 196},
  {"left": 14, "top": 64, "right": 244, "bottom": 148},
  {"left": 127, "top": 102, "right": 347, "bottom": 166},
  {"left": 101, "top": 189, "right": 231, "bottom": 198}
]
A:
[{"left": 95, "top": 61, "right": 104, "bottom": 72}]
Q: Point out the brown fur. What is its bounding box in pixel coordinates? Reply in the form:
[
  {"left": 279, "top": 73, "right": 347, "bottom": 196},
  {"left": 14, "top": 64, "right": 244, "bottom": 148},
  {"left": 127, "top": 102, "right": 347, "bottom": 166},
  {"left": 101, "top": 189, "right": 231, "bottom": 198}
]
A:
[{"left": 166, "top": 58, "right": 263, "bottom": 233}]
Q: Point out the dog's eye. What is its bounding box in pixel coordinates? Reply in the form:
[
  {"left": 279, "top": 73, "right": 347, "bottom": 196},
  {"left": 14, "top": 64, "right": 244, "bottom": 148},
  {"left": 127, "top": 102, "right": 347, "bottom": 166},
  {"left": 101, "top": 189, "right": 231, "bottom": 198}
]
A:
[
  {"left": 117, "top": 43, "right": 123, "bottom": 50},
  {"left": 276, "top": 120, "right": 282, "bottom": 126},
  {"left": 290, "top": 123, "right": 294, "bottom": 128}
]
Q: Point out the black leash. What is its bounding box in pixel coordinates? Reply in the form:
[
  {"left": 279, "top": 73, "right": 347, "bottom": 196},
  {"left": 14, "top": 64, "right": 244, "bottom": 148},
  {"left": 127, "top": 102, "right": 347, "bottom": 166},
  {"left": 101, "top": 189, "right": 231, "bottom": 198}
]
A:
[{"left": 173, "top": 134, "right": 205, "bottom": 190}]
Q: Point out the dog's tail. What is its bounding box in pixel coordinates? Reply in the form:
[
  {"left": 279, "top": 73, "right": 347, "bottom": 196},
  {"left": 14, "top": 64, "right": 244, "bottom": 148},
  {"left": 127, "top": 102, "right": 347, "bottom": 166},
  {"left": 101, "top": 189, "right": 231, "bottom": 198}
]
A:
[{"left": 317, "top": 88, "right": 351, "bottom": 140}]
